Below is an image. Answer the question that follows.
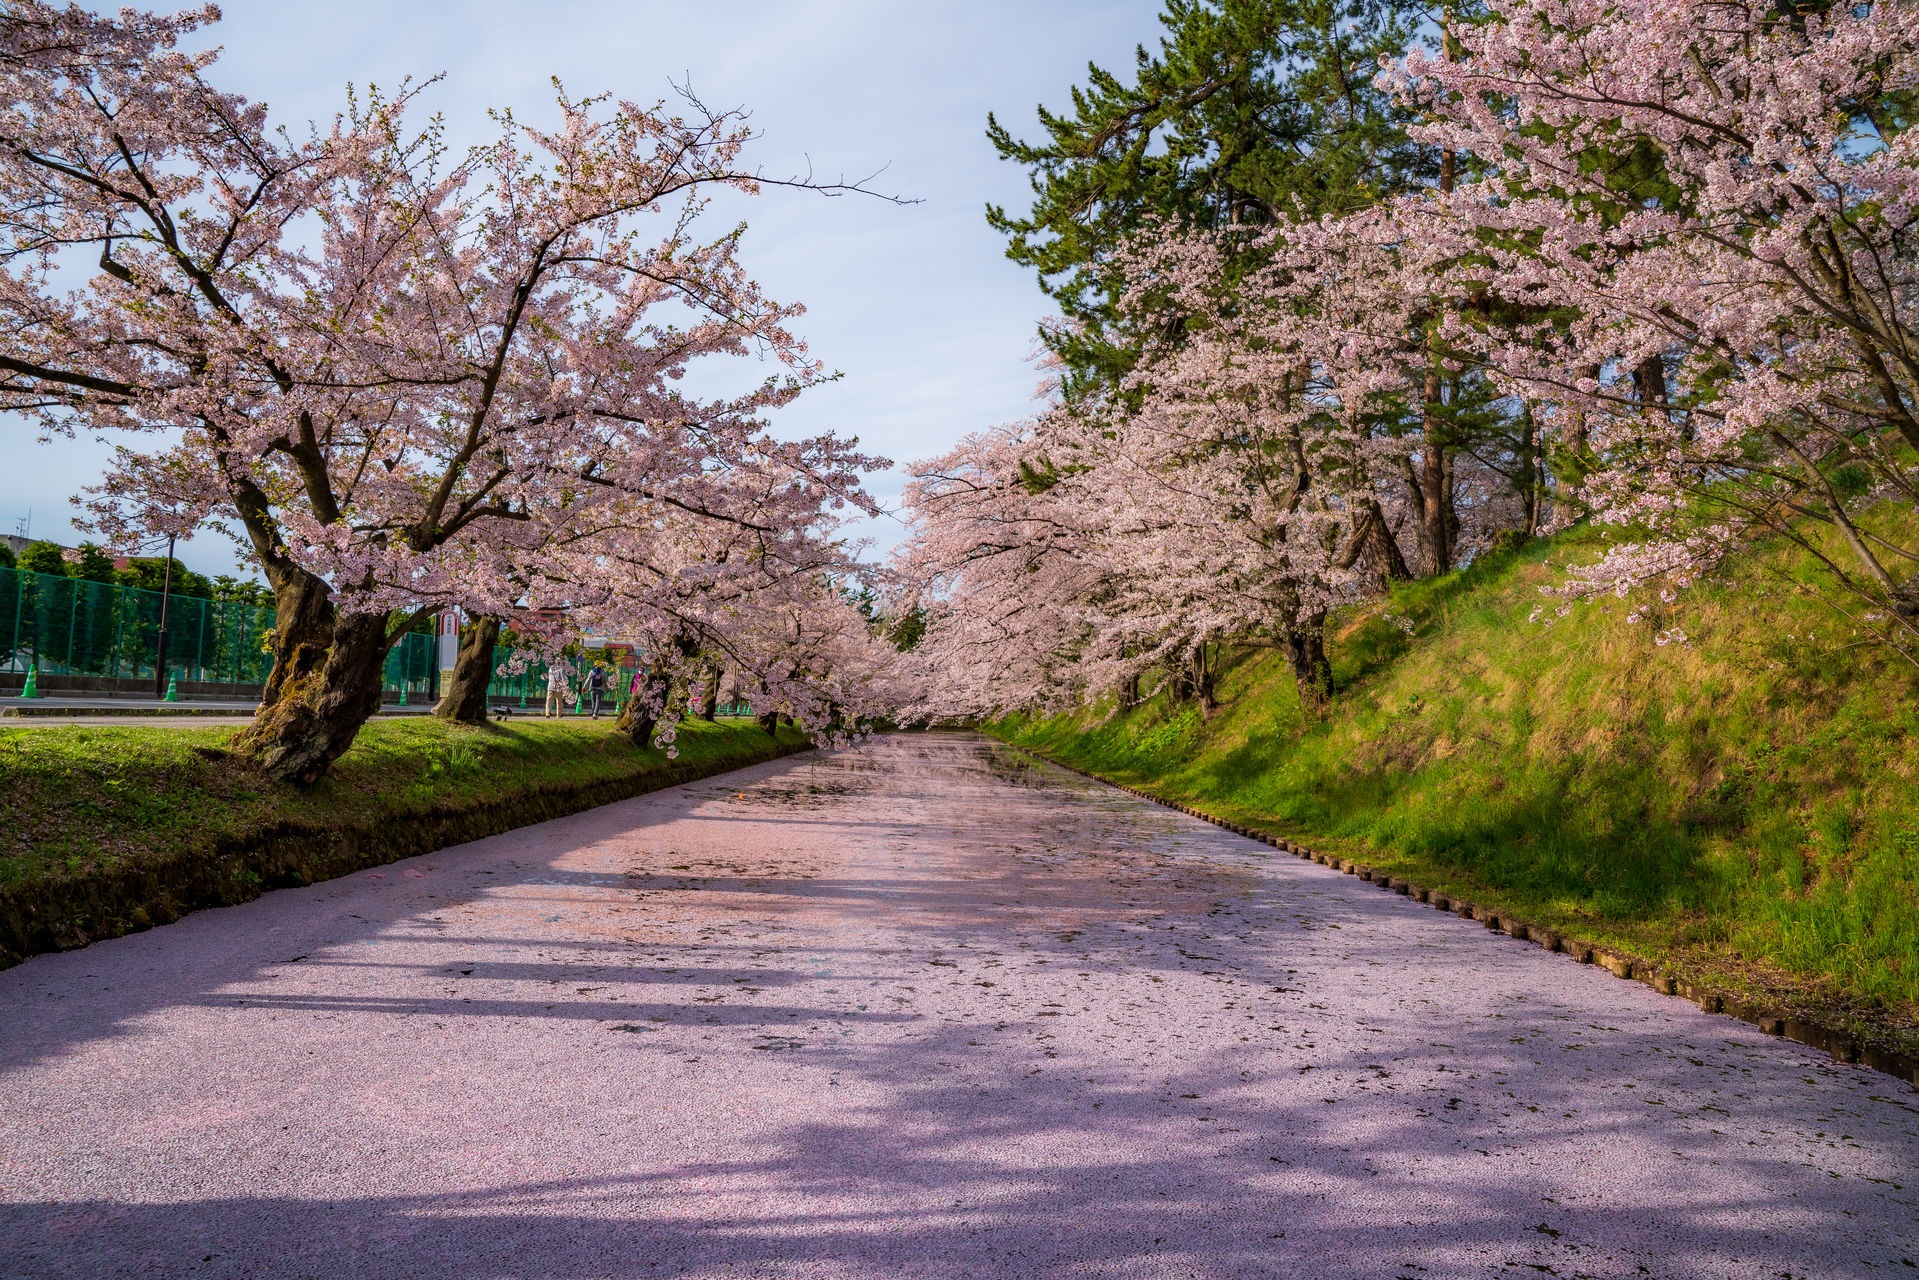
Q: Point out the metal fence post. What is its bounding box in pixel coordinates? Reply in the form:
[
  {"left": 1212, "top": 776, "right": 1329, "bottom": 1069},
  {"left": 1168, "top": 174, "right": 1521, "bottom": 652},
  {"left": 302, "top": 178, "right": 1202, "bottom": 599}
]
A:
[
  {"left": 110, "top": 581, "right": 123, "bottom": 677},
  {"left": 4, "top": 568, "right": 19, "bottom": 675}
]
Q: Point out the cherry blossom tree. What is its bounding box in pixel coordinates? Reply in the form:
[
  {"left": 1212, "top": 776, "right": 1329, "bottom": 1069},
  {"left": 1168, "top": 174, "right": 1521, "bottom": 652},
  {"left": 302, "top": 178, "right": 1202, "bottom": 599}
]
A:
[
  {"left": 893, "top": 416, "right": 1122, "bottom": 722},
  {"left": 511, "top": 461, "right": 893, "bottom": 752},
  {"left": 422, "top": 411, "right": 886, "bottom": 729},
  {"left": 908, "top": 0, "right": 1919, "bottom": 718},
  {"left": 898, "top": 218, "right": 1436, "bottom": 718},
  {"left": 1384, "top": 0, "right": 1919, "bottom": 654},
  {"left": 1, "top": 1, "right": 893, "bottom": 780}
]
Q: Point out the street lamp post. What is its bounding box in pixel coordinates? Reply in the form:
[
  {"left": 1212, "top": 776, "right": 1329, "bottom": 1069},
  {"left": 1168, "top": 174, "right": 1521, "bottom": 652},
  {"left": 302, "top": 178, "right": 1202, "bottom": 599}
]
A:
[{"left": 153, "top": 532, "right": 175, "bottom": 699}]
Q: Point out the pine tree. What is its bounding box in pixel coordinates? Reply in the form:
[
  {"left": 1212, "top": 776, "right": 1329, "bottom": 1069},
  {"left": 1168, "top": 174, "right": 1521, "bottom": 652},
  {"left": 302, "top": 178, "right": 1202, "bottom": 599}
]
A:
[{"left": 986, "top": 0, "right": 1433, "bottom": 395}]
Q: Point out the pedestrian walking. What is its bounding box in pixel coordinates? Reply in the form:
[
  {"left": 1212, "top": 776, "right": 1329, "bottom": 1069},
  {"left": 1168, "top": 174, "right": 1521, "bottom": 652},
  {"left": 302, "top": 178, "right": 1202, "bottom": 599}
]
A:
[
  {"left": 544, "top": 664, "right": 569, "bottom": 719},
  {"left": 587, "top": 664, "right": 607, "bottom": 719}
]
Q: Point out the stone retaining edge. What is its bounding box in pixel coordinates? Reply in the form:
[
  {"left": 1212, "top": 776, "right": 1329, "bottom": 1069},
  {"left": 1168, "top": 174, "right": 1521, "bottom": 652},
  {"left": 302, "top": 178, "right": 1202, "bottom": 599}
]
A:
[
  {"left": 0, "top": 737, "right": 813, "bottom": 970},
  {"left": 1002, "top": 743, "right": 1919, "bottom": 1093}
]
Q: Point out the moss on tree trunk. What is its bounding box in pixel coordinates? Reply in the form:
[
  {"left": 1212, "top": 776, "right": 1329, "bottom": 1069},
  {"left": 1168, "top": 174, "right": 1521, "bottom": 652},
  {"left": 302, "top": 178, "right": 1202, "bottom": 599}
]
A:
[{"left": 234, "top": 610, "right": 390, "bottom": 785}]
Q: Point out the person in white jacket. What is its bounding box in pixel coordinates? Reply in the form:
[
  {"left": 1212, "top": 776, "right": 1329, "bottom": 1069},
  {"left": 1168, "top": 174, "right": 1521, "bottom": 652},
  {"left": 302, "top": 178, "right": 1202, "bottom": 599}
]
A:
[{"left": 544, "top": 665, "right": 569, "bottom": 718}]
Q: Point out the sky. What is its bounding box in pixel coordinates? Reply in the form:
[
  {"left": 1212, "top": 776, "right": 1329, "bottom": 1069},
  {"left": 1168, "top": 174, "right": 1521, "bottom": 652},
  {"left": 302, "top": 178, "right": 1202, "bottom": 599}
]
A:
[{"left": 2, "top": 0, "right": 1163, "bottom": 579}]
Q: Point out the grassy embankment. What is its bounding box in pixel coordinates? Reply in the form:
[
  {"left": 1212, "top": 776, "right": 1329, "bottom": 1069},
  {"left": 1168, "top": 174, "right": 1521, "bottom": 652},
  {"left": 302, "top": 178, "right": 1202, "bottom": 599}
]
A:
[
  {"left": 993, "top": 517, "right": 1919, "bottom": 1051},
  {"left": 0, "top": 715, "right": 808, "bottom": 966}
]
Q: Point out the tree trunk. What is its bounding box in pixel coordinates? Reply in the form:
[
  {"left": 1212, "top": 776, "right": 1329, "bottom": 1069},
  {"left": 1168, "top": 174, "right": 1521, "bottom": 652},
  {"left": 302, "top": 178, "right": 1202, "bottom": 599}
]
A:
[
  {"left": 1337, "top": 498, "right": 1413, "bottom": 588},
  {"left": 1551, "top": 363, "right": 1601, "bottom": 527},
  {"left": 434, "top": 614, "right": 501, "bottom": 724},
  {"left": 1284, "top": 613, "right": 1331, "bottom": 712},
  {"left": 698, "top": 664, "right": 721, "bottom": 721},
  {"left": 752, "top": 673, "right": 788, "bottom": 738},
  {"left": 1518, "top": 403, "right": 1541, "bottom": 538},
  {"left": 1416, "top": 441, "right": 1453, "bottom": 575},
  {"left": 256, "top": 564, "right": 335, "bottom": 710},
  {"left": 1194, "top": 647, "right": 1217, "bottom": 714},
  {"left": 1562, "top": 364, "right": 1599, "bottom": 458},
  {"left": 1416, "top": 112, "right": 1459, "bottom": 574},
  {"left": 1168, "top": 658, "right": 1195, "bottom": 704},
  {"left": 1405, "top": 363, "right": 1457, "bottom": 577},
  {"left": 616, "top": 655, "right": 670, "bottom": 748},
  {"left": 234, "top": 608, "right": 391, "bottom": 785},
  {"left": 1633, "top": 353, "right": 1668, "bottom": 421}
]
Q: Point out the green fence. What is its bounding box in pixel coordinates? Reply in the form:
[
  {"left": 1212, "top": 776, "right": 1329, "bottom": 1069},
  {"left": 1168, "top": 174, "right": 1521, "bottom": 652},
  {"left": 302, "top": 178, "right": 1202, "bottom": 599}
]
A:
[
  {"left": 2, "top": 564, "right": 440, "bottom": 696},
  {"left": 484, "top": 646, "right": 550, "bottom": 706},
  {"left": 383, "top": 631, "right": 437, "bottom": 699},
  {"left": 477, "top": 648, "right": 760, "bottom": 717},
  {"left": 479, "top": 647, "right": 753, "bottom": 713},
  {"left": 483, "top": 648, "right": 607, "bottom": 707},
  {"left": 1, "top": 564, "right": 274, "bottom": 684}
]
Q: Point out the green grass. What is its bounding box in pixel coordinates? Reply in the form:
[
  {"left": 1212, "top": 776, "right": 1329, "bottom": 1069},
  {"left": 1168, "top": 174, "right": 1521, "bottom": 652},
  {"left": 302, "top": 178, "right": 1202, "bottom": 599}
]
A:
[
  {"left": 993, "top": 517, "right": 1919, "bottom": 1044},
  {"left": 0, "top": 714, "right": 801, "bottom": 889}
]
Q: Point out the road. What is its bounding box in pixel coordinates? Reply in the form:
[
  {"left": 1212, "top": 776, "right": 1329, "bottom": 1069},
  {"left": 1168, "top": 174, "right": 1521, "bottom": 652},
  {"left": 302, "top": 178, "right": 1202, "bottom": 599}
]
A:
[{"left": 1, "top": 733, "right": 1913, "bottom": 1278}]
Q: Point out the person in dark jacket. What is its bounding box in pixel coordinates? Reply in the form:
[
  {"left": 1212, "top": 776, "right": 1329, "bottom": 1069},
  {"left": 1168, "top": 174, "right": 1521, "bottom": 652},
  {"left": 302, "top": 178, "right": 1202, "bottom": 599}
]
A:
[{"left": 586, "top": 663, "right": 608, "bottom": 719}]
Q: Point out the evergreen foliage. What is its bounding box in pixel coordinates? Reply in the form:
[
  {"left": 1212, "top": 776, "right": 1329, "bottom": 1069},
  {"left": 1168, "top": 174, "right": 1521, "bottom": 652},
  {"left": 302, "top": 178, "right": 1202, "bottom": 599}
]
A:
[
  {"left": 17, "top": 541, "right": 65, "bottom": 577},
  {"left": 115, "top": 557, "right": 212, "bottom": 601},
  {"left": 986, "top": 0, "right": 1433, "bottom": 393},
  {"left": 69, "top": 544, "right": 117, "bottom": 584},
  {"left": 210, "top": 575, "right": 274, "bottom": 608}
]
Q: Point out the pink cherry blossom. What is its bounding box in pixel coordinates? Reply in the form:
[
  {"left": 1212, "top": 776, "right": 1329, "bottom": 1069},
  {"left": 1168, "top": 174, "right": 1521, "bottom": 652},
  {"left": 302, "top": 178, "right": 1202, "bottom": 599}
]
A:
[{"left": 0, "top": 1, "right": 895, "bottom": 778}]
